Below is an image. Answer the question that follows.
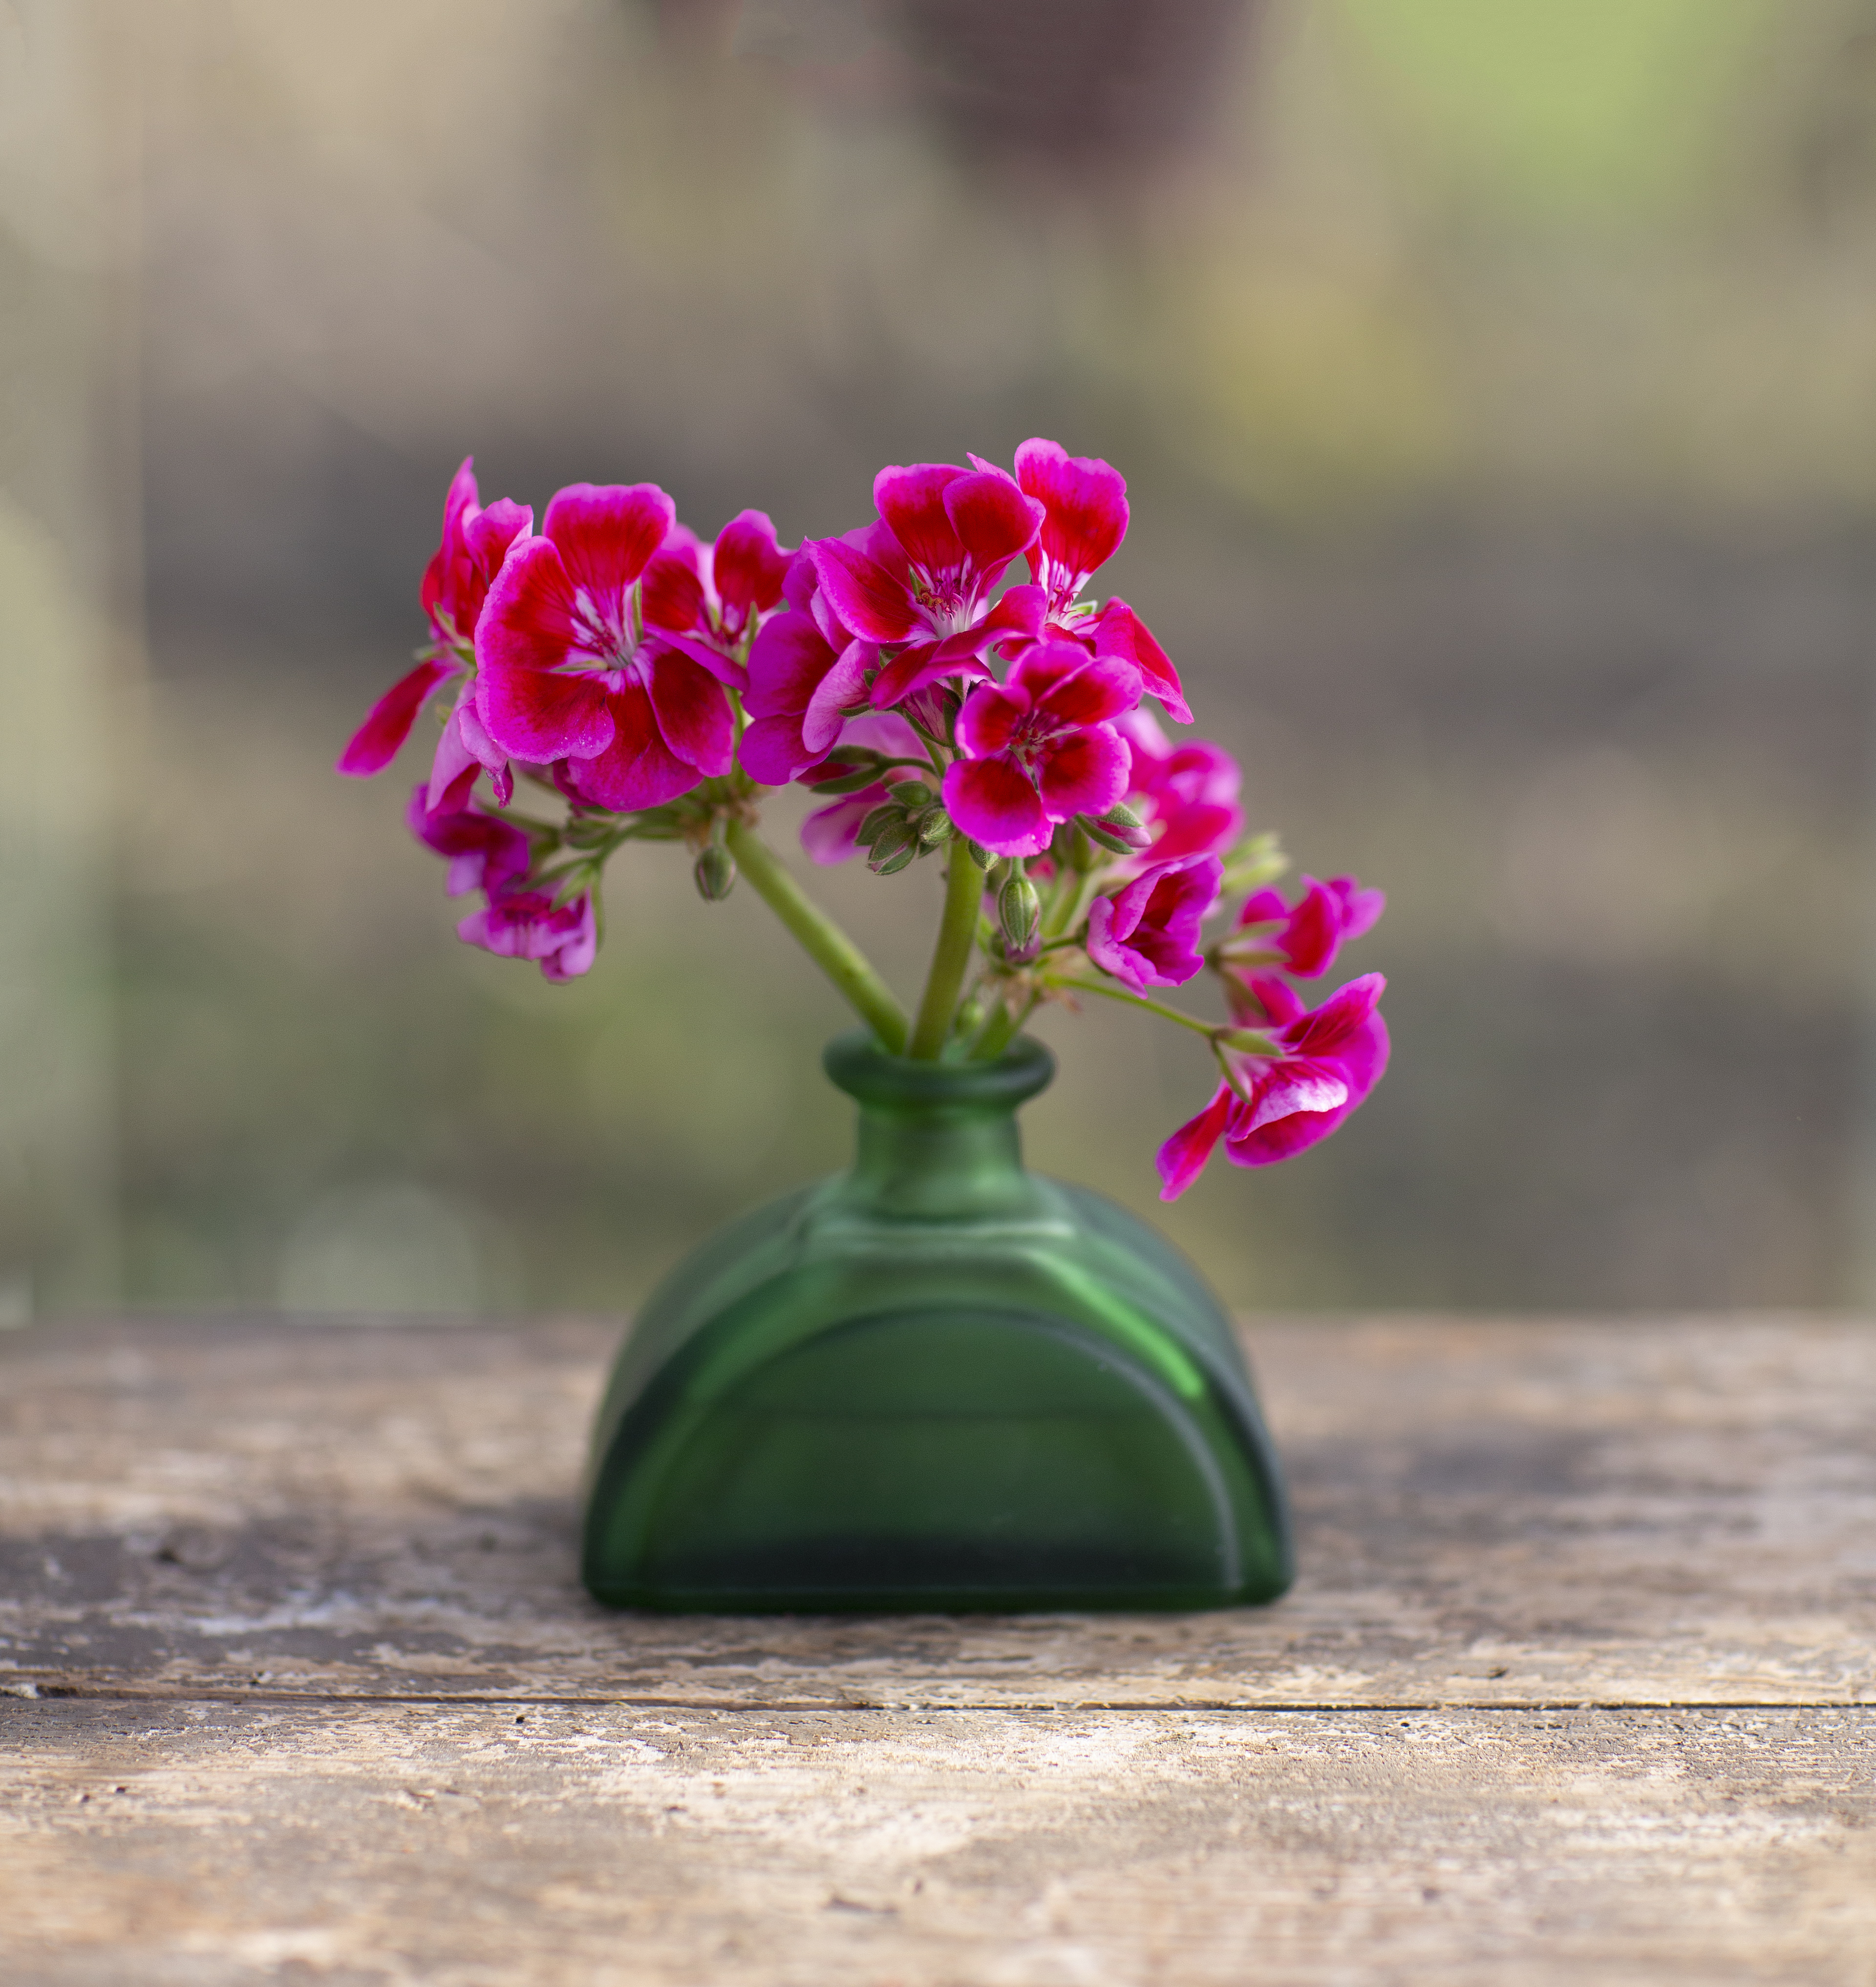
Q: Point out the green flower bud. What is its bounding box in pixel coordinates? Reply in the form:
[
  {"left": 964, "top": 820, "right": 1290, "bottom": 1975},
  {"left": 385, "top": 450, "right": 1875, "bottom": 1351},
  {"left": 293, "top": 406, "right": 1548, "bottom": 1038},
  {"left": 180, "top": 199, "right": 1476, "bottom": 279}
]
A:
[
  {"left": 693, "top": 845, "right": 737, "bottom": 902},
  {"left": 998, "top": 872, "right": 1042, "bottom": 963}
]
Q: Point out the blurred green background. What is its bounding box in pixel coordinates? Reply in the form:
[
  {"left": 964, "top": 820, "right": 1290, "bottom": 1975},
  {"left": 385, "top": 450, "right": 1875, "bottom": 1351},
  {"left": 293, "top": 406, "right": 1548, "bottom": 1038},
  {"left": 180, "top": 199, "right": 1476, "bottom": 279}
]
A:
[{"left": 4, "top": 0, "right": 1875, "bottom": 1320}]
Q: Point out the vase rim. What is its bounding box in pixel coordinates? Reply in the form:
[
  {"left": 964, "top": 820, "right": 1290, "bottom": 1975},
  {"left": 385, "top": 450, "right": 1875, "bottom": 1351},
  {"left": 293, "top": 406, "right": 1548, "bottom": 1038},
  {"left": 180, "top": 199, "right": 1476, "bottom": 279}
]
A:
[{"left": 823, "top": 1030, "right": 1056, "bottom": 1111}]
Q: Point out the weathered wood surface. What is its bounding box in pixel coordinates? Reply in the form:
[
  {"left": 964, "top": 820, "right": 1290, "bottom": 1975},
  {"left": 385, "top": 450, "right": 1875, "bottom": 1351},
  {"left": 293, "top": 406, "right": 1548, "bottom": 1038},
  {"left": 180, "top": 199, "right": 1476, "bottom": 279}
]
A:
[{"left": 3, "top": 1315, "right": 1874, "bottom": 1985}]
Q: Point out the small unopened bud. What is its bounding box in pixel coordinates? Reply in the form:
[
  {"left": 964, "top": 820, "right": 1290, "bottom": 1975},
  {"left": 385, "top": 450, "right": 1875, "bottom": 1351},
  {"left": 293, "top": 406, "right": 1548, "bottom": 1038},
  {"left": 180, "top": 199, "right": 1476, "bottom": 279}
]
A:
[
  {"left": 872, "top": 843, "right": 917, "bottom": 876},
  {"left": 694, "top": 844, "right": 737, "bottom": 902},
  {"left": 1080, "top": 803, "right": 1152, "bottom": 856},
  {"left": 966, "top": 839, "right": 993, "bottom": 870},
  {"left": 854, "top": 804, "right": 898, "bottom": 848},
  {"left": 867, "top": 816, "right": 915, "bottom": 867},
  {"left": 915, "top": 806, "right": 952, "bottom": 846},
  {"left": 998, "top": 872, "right": 1043, "bottom": 963}
]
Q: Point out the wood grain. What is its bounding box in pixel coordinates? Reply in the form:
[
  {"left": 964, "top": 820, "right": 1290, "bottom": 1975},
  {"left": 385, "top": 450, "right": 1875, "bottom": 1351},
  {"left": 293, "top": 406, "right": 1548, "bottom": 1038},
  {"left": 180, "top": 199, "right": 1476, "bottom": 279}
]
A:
[
  {"left": 3, "top": 1316, "right": 1873, "bottom": 1983},
  {"left": 2, "top": 1317, "right": 1871, "bottom": 1709}
]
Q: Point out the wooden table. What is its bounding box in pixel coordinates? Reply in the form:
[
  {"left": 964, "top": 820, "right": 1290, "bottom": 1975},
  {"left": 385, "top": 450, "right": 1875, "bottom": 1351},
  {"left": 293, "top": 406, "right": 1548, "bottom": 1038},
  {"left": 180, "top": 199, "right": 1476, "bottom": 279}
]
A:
[{"left": 2, "top": 1316, "right": 1872, "bottom": 1985}]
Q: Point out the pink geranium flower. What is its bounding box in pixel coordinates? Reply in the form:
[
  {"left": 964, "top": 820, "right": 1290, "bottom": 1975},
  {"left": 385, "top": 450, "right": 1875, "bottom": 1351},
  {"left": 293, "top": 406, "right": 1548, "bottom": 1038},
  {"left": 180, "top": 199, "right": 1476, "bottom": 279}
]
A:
[
  {"left": 405, "top": 787, "right": 532, "bottom": 899},
  {"left": 984, "top": 439, "right": 1189, "bottom": 723},
  {"left": 942, "top": 640, "right": 1140, "bottom": 859},
  {"left": 1156, "top": 973, "right": 1389, "bottom": 1198},
  {"left": 808, "top": 464, "right": 1047, "bottom": 708},
  {"left": 737, "top": 548, "right": 880, "bottom": 785},
  {"left": 641, "top": 511, "right": 793, "bottom": 677},
  {"left": 1118, "top": 709, "right": 1243, "bottom": 866},
  {"left": 337, "top": 458, "right": 531, "bottom": 787},
  {"left": 1086, "top": 854, "right": 1223, "bottom": 994},
  {"left": 475, "top": 483, "right": 737, "bottom": 812},
  {"left": 1236, "top": 874, "right": 1385, "bottom": 978},
  {"left": 457, "top": 889, "right": 598, "bottom": 984}
]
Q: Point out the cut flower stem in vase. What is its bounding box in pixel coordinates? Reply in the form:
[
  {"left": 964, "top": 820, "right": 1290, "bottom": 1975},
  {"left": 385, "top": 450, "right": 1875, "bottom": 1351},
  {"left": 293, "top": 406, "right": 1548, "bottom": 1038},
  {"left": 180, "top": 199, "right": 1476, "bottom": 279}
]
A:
[{"left": 339, "top": 438, "right": 1392, "bottom": 1610}]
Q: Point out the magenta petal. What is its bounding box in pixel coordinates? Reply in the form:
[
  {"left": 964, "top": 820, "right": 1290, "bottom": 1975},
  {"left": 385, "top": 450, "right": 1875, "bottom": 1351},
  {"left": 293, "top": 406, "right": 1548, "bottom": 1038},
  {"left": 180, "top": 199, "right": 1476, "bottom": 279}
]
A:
[
  {"left": 542, "top": 483, "right": 676, "bottom": 598},
  {"left": 1015, "top": 641, "right": 1140, "bottom": 726},
  {"left": 800, "top": 641, "right": 872, "bottom": 758},
  {"left": 477, "top": 658, "right": 615, "bottom": 763},
  {"left": 641, "top": 539, "right": 706, "bottom": 633},
  {"left": 1035, "top": 724, "right": 1128, "bottom": 821},
  {"left": 421, "top": 458, "right": 479, "bottom": 626},
  {"left": 874, "top": 463, "right": 968, "bottom": 576},
  {"left": 564, "top": 681, "right": 699, "bottom": 810},
  {"left": 940, "top": 471, "right": 1044, "bottom": 574},
  {"left": 1084, "top": 895, "right": 1147, "bottom": 994},
  {"left": 644, "top": 648, "right": 734, "bottom": 775},
  {"left": 810, "top": 539, "right": 920, "bottom": 644},
  {"left": 738, "top": 714, "right": 812, "bottom": 785},
  {"left": 476, "top": 537, "right": 586, "bottom": 676},
  {"left": 745, "top": 611, "right": 838, "bottom": 719},
  {"left": 1227, "top": 1015, "right": 1390, "bottom": 1167},
  {"left": 425, "top": 702, "right": 482, "bottom": 813},
  {"left": 1330, "top": 875, "right": 1386, "bottom": 941},
  {"left": 800, "top": 786, "right": 886, "bottom": 865},
  {"left": 1155, "top": 1083, "right": 1235, "bottom": 1201},
  {"left": 1281, "top": 972, "right": 1386, "bottom": 1057},
  {"left": 956, "top": 681, "right": 1030, "bottom": 757},
  {"left": 1014, "top": 438, "right": 1128, "bottom": 581},
  {"left": 337, "top": 657, "right": 456, "bottom": 775},
  {"left": 942, "top": 756, "right": 1050, "bottom": 859},
  {"left": 868, "top": 639, "right": 947, "bottom": 708},
  {"left": 1238, "top": 1059, "right": 1350, "bottom": 1135},
  {"left": 1279, "top": 878, "right": 1343, "bottom": 977},
  {"left": 711, "top": 510, "right": 790, "bottom": 615},
  {"left": 1098, "top": 600, "right": 1189, "bottom": 725}
]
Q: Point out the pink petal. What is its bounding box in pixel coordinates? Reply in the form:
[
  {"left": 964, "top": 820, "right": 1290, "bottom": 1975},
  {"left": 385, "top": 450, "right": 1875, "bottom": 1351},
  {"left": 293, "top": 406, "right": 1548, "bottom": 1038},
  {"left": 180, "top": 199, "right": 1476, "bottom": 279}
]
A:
[
  {"left": 738, "top": 714, "right": 812, "bottom": 785},
  {"left": 800, "top": 640, "right": 873, "bottom": 758},
  {"left": 874, "top": 463, "right": 968, "bottom": 576},
  {"left": 1238, "top": 1060, "right": 1349, "bottom": 1135},
  {"left": 641, "top": 537, "right": 706, "bottom": 633},
  {"left": 711, "top": 510, "right": 790, "bottom": 615},
  {"left": 1035, "top": 724, "right": 1129, "bottom": 821},
  {"left": 956, "top": 681, "right": 1031, "bottom": 757},
  {"left": 1016, "top": 641, "right": 1141, "bottom": 726},
  {"left": 940, "top": 470, "right": 1044, "bottom": 575},
  {"left": 1156, "top": 1083, "right": 1235, "bottom": 1201},
  {"left": 868, "top": 638, "right": 950, "bottom": 708},
  {"left": 1225, "top": 1015, "right": 1390, "bottom": 1167},
  {"left": 644, "top": 648, "right": 734, "bottom": 775},
  {"left": 1084, "top": 895, "right": 1147, "bottom": 993},
  {"left": 1097, "top": 600, "right": 1189, "bottom": 724},
  {"left": 1330, "top": 875, "right": 1386, "bottom": 940},
  {"left": 563, "top": 681, "right": 701, "bottom": 810},
  {"left": 744, "top": 611, "right": 839, "bottom": 718},
  {"left": 476, "top": 536, "right": 587, "bottom": 676},
  {"left": 337, "top": 657, "right": 456, "bottom": 775},
  {"left": 542, "top": 482, "right": 676, "bottom": 598},
  {"left": 1278, "top": 878, "right": 1343, "bottom": 977},
  {"left": 942, "top": 755, "right": 1050, "bottom": 859},
  {"left": 420, "top": 458, "right": 480, "bottom": 626},
  {"left": 425, "top": 701, "right": 483, "bottom": 813},
  {"left": 800, "top": 785, "right": 886, "bottom": 865},
  {"left": 1014, "top": 438, "right": 1128, "bottom": 582},
  {"left": 1280, "top": 973, "right": 1386, "bottom": 1058},
  {"left": 809, "top": 538, "right": 920, "bottom": 644},
  {"left": 477, "top": 657, "right": 616, "bottom": 763}
]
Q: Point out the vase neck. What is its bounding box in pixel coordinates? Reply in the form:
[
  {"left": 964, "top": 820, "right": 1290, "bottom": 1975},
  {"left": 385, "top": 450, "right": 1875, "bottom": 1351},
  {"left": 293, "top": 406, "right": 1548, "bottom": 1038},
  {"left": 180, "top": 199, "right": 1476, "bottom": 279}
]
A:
[{"left": 822, "top": 1032, "right": 1055, "bottom": 1222}]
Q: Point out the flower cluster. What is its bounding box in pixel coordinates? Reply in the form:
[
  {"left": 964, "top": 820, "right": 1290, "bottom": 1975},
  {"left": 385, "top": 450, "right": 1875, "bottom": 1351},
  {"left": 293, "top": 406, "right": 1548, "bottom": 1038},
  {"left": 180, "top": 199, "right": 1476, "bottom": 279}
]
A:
[{"left": 340, "top": 441, "right": 1387, "bottom": 1195}]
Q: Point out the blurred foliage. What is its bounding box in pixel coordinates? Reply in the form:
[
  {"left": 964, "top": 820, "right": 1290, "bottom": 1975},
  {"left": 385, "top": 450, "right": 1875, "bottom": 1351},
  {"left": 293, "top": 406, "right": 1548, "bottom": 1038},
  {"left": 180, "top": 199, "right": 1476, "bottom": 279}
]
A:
[{"left": 9, "top": 0, "right": 1876, "bottom": 1315}]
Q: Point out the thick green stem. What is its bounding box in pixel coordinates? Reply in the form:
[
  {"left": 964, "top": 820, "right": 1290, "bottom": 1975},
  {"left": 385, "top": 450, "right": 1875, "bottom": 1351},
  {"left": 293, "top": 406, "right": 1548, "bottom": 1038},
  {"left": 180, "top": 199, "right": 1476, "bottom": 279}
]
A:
[
  {"left": 907, "top": 844, "right": 983, "bottom": 1058},
  {"left": 725, "top": 819, "right": 908, "bottom": 1052}
]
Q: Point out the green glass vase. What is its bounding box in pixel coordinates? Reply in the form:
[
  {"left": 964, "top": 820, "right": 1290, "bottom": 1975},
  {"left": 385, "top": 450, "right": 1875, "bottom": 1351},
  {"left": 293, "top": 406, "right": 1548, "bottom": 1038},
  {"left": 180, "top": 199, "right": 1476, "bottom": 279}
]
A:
[{"left": 580, "top": 1032, "right": 1293, "bottom": 1611}]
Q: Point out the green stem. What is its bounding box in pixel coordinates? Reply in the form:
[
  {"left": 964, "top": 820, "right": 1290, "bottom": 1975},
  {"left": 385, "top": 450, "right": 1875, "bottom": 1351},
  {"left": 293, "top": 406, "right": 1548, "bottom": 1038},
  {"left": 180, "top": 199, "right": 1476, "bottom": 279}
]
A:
[
  {"left": 725, "top": 819, "right": 908, "bottom": 1052},
  {"left": 970, "top": 988, "right": 1038, "bottom": 1060},
  {"left": 907, "top": 844, "right": 984, "bottom": 1058},
  {"left": 1045, "top": 972, "right": 1217, "bottom": 1037}
]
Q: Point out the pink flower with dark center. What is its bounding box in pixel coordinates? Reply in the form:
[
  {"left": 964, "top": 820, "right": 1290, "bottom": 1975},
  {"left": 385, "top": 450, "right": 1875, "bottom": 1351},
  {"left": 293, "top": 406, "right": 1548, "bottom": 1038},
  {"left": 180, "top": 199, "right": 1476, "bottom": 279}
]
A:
[
  {"left": 457, "top": 889, "right": 598, "bottom": 985},
  {"left": 1235, "top": 874, "right": 1385, "bottom": 978},
  {"left": 641, "top": 510, "right": 793, "bottom": 678},
  {"left": 808, "top": 464, "right": 1047, "bottom": 708},
  {"left": 942, "top": 640, "right": 1141, "bottom": 860},
  {"left": 475, "top": 482, "right": 737, "bottom": 812},
  {"left": 405, "top": 787, "right": 532, "bottom": 899},
  {"left": 337, "top": 458, "right": 531, "bottom": 782},
  {"left": 1086, "top": 854, "right": 1223, "bottom": 994},
  {"left": 1155, "top": 973, "right": 1389, "bottom": 1198},
  {"left": 1117, "top": 709, "right": 1243, "bottom": 866}
]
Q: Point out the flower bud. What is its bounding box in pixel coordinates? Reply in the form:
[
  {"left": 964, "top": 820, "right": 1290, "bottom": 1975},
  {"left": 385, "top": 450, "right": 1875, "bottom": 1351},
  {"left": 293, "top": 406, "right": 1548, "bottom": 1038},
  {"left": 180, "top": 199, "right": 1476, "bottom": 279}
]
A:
[
  {"left": 1080, "top": 803, "right": 1152, "bottom": 856},
  {"left": 854, "top": 804, "right": 898, "bottom": 848},
  {"left": 693, "top": 844, "right": 737, "bottom": 902},
  {"left": 998, "top": 872, "right": 1042, "bottom": 963},
  {"left": 867, "top": 815, "right": 915, "bottom": 867},
  {"left": 915, "top": 806, "right": 952, "bottom": 846}
]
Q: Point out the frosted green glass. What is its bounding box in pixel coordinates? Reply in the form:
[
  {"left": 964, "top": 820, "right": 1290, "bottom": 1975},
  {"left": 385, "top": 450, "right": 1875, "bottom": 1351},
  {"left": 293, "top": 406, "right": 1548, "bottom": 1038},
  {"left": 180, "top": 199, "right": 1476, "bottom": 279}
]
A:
[{"left": 581, "top": 1033, "right": 1293, "bottom": 1611}]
